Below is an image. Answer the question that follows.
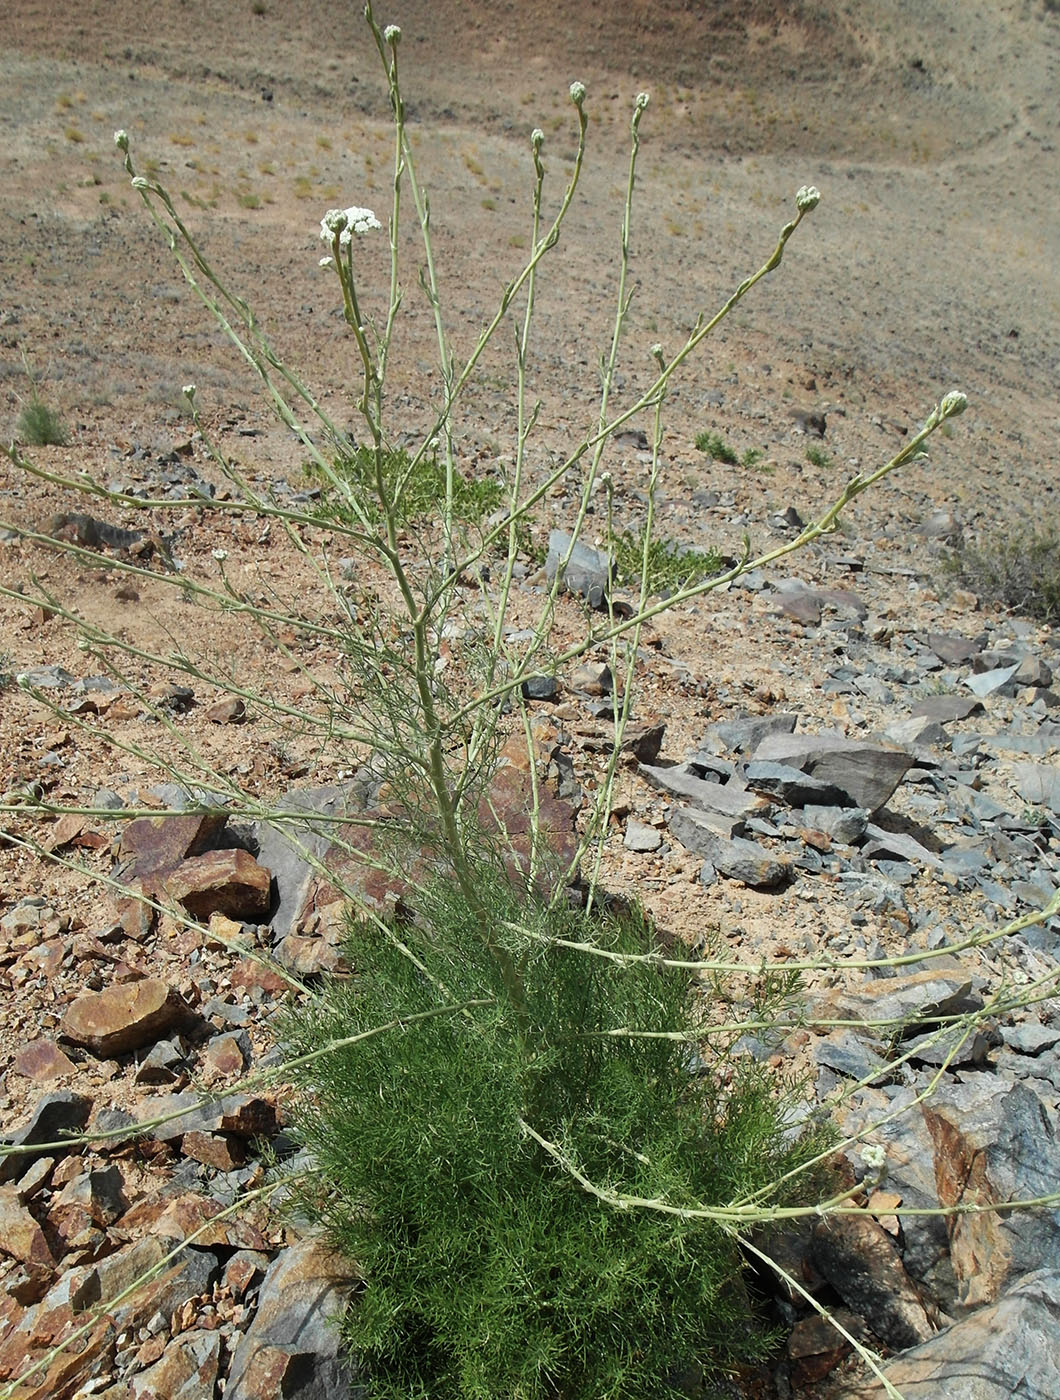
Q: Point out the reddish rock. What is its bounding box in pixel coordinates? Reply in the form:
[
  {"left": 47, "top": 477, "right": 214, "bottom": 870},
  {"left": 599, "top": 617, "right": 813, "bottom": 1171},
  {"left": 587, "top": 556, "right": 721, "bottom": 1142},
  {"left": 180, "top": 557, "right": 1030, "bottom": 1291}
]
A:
[
  {"left": 149, "top": 1193, "right": 269, "bottom": 1252},
  {"left": 117, "top": 811, "right": 228, "bottom": 875},
  {"left": 128, "top": 1326, "right": 221, "bottom": 1399},
  {"left": 923, "top": 1079, "right": 1060, "bottom": 1307},
  {"left": 479, "top": 764, "right": 580, "bottom": 889},
  {"left": 154, "top": 848, "right": 272, "bottom": 921},
  {"left": 0, "top": 1184, "right": 56, "bottom": 1272},
  {"left": 181, "top": 1130, "right": 247, "bottom": 1171},
  {"left": 230, "top": 957, "right": 295, "bottom": 996},
  {"left": 200, "top": 1032, "right": 248, "bottom": 1082},
  {"left": 787, "top": 1309, "right": 859, "bottom": 1386},
  {"left": 61, "top": 979, "right": 191, "bottom": 1057},
  {"left": 13, "top": 1039, "right": 76, "bottom": 1083},
  {"left": 205, "top": 695, "right": 246, "bottom": 724}
]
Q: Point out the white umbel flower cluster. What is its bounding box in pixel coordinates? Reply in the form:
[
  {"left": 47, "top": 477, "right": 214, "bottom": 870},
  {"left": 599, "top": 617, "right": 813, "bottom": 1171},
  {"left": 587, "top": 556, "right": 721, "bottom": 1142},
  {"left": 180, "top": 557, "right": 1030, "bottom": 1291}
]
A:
[{"left": 319, "top": 206, "right": 382, "bottom": 246}]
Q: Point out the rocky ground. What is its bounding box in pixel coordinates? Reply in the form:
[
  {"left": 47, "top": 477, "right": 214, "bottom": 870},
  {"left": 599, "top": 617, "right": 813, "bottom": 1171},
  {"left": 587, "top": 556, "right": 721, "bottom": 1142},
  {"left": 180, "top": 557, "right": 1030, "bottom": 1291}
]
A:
[{"left": 1, "top": 1, "right": 1060, "bottom": 1397}]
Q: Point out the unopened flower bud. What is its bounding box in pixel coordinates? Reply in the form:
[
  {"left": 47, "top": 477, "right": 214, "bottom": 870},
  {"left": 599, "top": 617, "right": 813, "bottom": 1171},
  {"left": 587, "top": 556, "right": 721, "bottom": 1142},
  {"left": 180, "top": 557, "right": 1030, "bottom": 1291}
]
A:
[
  {"left": 113, "top": 129, "right": 129, "bottom": 152},
  {"left": 131, "top": 176, "right": 149, "bottom": 190},
  {"left": 531, "top": 128, "right": 545, "bottom": 152},
  {"left": 796, "top": 185, "right": 821, "bottom": 212},
  {"left": 182, "top": 383, "right": 196, "bottom": 399},
  {"left": 383, "top": 24, "right": 401, "bottom": 45},
  {"left": 940, "top": 390, "right": 967, "bottom": 418},
  {"left": 635, "top": 91, "right": 650, "bottom": 111},
  {"left": 569, "top": 80, "right": 587, "bottom": 107}
]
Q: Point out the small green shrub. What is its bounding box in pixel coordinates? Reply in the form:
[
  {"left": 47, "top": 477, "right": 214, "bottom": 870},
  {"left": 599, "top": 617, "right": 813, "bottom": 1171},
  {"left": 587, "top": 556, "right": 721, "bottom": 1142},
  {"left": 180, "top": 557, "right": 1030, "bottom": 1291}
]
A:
[
  {"left": 279, "top": 871, "right": 830, "bottom": 1400},
  {"left": 614, "top": 527, "right": 722, "bottom": 595},
  {"left": 805, "top": 445, "right": 832, "bottom": 469},
  {"left": 740, "top": 447, "right": 765, "bottom": 469},
  {"left": 308, "top": 443, "right": 504, "bottom": 530},
  {"left": 694, "top": 430, "right": 737, "bottom": 464},
  {"left": 16, "top": 394, "right": 69, "bottom": 447},
  {"left": 943, "top": 522, "right": 1060, "bottom": 624}
]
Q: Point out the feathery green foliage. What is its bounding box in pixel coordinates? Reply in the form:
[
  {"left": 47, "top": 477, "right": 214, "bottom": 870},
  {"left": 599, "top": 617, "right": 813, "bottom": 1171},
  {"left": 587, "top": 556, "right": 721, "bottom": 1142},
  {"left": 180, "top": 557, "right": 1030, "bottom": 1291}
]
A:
[
  {"left": 279, "top": 870, "right": 831, "bottom": 1400},
  {"left": 693, "top": 430, "right": 737, "bottom": 464},
  {"left": 308, "top": 442, "right": 504, "bottom": 530},
  {"left": 16, "top": 392, "right": 69, "bottom": 447},
  {"left": 613, "top": 527, "right": 723, "bottom": 595}
]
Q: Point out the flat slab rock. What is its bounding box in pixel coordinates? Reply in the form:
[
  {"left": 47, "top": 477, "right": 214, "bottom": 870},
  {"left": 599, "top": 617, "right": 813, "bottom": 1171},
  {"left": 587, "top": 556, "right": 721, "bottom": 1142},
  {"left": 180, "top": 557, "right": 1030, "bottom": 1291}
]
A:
[
  {"left": 750, "top": 733, "right": 913, "bottom": 811},
  {"left": 692, "top": 831, "right": 789, "bottom": 888},
  {"left": 61, "top": 979, "right": 191, "bottom": 1057},
  {"left": 839, "top": 1268, "right": 1060, "bottom": 1399}
]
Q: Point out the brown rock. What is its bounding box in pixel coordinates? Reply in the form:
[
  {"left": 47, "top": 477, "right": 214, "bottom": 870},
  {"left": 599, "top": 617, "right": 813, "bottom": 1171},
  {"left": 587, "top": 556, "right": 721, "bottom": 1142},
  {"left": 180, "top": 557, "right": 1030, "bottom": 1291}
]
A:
[
  {"left": 148, "top": 1193, "right": 269, "bottom": 1252},
  {"left": 923, "top": 1079, "right": 1060, "bottom": 1307},
  {"left": 0, "top": 1184, "right": 56, "bottom": 1272},
  {"left": 117, "top": 811, "right": 228, "bottom": 875},
  {"left": 155, "top": 848, "right": 272, "bottom": 921},
  {"left": 61, "top": 979, "right": 191, "bottom": 1057},
  {"left": 13, "top": 1039, "right": 76, "bottom": 1083},
  {"left": 205, "top": 695, "right": 247, "bottom": 724},
  {"left": 200, "top": 1032, "right": 248, "bottom": 1082},
  {"left": 230, "top": 957, "right": 296, "bottom": 996},
  {"left": 181, "top": 1130, "right": 247, "bottom": 1171},
  {"left": 787, "top": 1309, "right": 860, "bottom": 1386},
  {"left": 129, "top": 1327, "right": 221, "bottom": 1400}
]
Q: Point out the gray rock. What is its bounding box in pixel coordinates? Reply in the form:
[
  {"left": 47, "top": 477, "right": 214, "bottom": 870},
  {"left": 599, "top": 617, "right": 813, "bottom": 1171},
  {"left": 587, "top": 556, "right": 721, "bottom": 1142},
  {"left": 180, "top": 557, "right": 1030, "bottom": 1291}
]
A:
[
  {"left": 640, "top": 764, "right": 766, "bottom": 820},
  {"left": 708, "top": 713, "right": 798, "bottom": 754},
  {"left": 15, "top": 664, "right": 78, "bottom": 689},
  {"left": 802, "top": 805, "right": 870, "bottom": 845},
  {"left": 1012, "top": 761, "right": 1060, "bottom": 814},
  {"left": 668, "top": 801, "right": 744, "bottom": 848},
  {"left": 883, "top": 714, "right": 950, "bottom": 748},
  {"left": 965, "top": 663, "right": 1020, "bottom": 698},
  {"left": 1002, "top": 1021, "right": 1060, "bottom": 1056},
  {"left": 745, "top": 761, "right": 852, "bottom": 807},
  {"left": 921, "top": 633, "right": 984, "bottom": 666},
  {"left": 814, "top": 1031, "right": 889, "bottom": 1082},
  {"left": 818, "top": 973, "right": 979, "bottom": 1035},
  {"left": 752, "top": 733, "right": 914, "bottom": 812},
  {"left": 521, "top": 675, "right": 559, "bottom": 701},
  {"left": 225, "top": 1237, "right": 362, "bottom": 1400},
  {"left": 907, "top": 694, "right": 984, "bottom": 723},
  {"left": 679, "top": 831, "right": 789, "bottom": 888},
  {"left": 863, "top": 822, "right": 943, "bottom": 870},
  {"left": 839, "top": 1087, "right": 954, "bottom": 1305},
  {"left": 923, "top": 1079, "right": 1060, "bottom": 1306},
  {"left": 839, "top": 1269, "right": 1060, "bottom": 1399},
  {"left": 1014, "top": 655, "right": 1054, "bottom": 688},
  {"left": 0, "top": 1091, "right": 93, "bottom": 1183},
  {"left": 811, "top": 1214, "right": 935, "bottom": 1351},
  {"left": 545, "top": 530, "right": 612, "bottom": 609},
  {"left": 255, "top": 784, "right": 360, "bottom": 941},
  {"left": 623, "top": 819, "right": 662, "bottom": 853}
]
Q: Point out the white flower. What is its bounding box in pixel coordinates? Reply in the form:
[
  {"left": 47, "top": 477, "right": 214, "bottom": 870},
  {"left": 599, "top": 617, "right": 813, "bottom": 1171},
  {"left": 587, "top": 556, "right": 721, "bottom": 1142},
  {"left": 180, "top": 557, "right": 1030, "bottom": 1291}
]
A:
[
  {"left": 319, "top": 255, "right": 335, "bottom": 268},
  {"left": 319, "top": 205, "right": 382, "bottom": 246},
  {"left": 569, "top": 80, "right": 586, "bottom": 106},
  {"left": 383, "top": 23, "right": 401, "bottom": 44},
  {"left": 860, "top": 1143, "right": 887, "bottom": 1183},
  {"left": 182, "top": 383, "right": 196, "bottom": 398},
  {"left": 131, "top": 176, "right": 149, "bottom": 190},
  {"left": 940, "top": 390, "right": 968, "bottom": 418},
  {"left": 113, "top": 129, "right": 129, "bottom": 151},
  {"left": 796, "top": 185, "right": 821, "bottom": 212},
  {"left": 212, "top": 548, "right": 229, "bottom": 562}
]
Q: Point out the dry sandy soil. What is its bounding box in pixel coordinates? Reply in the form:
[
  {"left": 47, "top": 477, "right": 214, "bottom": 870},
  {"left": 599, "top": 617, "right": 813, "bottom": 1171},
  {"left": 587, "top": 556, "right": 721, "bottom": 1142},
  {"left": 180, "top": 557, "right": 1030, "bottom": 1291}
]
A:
[{"left": 1, "top": 0, "right": 1059, "bottom": 1391}]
